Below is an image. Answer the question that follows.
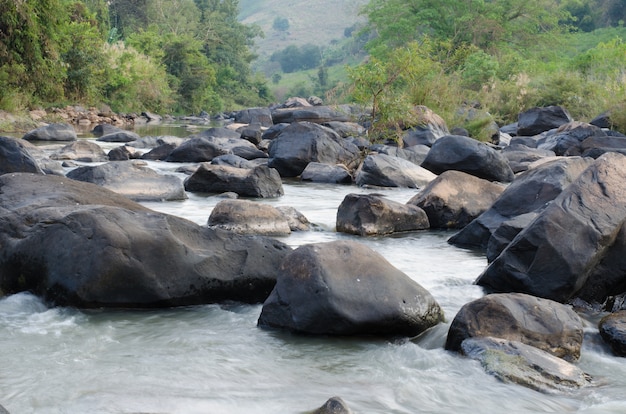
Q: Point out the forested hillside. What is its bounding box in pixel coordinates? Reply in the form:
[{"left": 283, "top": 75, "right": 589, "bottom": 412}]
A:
[{"left": 1, "top": 0, "right": 625, "bottom": 133}]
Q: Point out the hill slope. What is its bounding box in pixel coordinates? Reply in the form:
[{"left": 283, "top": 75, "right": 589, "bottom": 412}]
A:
[{"left": 238, "top": 0, "right": 368, "bottom": 61}]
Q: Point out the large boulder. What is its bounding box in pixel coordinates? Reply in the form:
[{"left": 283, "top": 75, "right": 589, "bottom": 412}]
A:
[
  {"left": 369, "top": 144, "right": 430, "bottom": 166},
  {"left": 184, "top": 164, "right": 284, "bottom": 198},
  {"left": 268, "top": 122, "right": 361, "bottom": 177},
  {"left": 445, "top": 293, "right": 584, "bottom": 361},
  {"left": 448, "top": 157, "right": 593, "bottom": 250},
  {"left": 66, "top": 160, "right": 187, "bottom": 201},
  {"left": 271, "top": 106, "right": 351, "bottom": 124},
  {"left": 476, "top": 153, "right": 626, "bottom": 303},
  {"left": 408, "top": 170, "right": 505, "bottom": 229},
  {"left": 258, "top": 240, "right": 444, "bottom": 336},
  {"left": 580, "top": 134, "right": 626, "bottom": 158},
  {"left": 517, "top": 106, "right": 573, "bottom": 136},
  {"left": 599, "top": 310, "right": 626, "bottom": 356},
  {"left": 0, "top": 173, "right": 291, "bottom": 307},
  {"left": 355, "top": 153, "right": 436, "bottom": 188},
  {"left": 234, "top": 107, "right": 273, "bottom": 127},
  {"left": 461, "top": 337, "right": 591, "bottom": 393},
  {"left": 165, "top": 136, "right": 258, "bottom": 163},
  {"left": 312, "top": 397, "right": 353, "bottom": 414},
  {"left": 0, "top": 136, "right": 45, "bottom": 174},
  {"left": 421, "top": 135, "right": 514, "bottom": 182},
  {"left": 401, "top": 105, "right": 450, "bottom": 147},
  {"left": 22, "top": 123, "right": 77, "bottom": 141},
  {"left": 208, "top": 199, "right": 291, "bottom": 236},
  {"left": 97, "top": 130, "right": 140, "bottom": 143},
  {"left": 50, "top": 140, "right": 108, "bottom": 162},
  {"left": 211, "top": 154, "right": 263, "bottom": 169},
  {"left": 336, "top": 193, "right": 429, "bottom": 236}
]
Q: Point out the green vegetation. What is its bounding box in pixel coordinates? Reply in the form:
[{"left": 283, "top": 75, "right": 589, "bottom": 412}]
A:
[
  {"left": 348, "top": 0, "right": 626, "bottom": 141},
  {"left": 0, "top": 0, "right": 269, "bottom": 114}
]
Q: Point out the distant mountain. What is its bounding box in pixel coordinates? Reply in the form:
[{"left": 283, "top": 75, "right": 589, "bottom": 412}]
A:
[{"left": 238, "top": 0, "right": 368, "bottom": 61}]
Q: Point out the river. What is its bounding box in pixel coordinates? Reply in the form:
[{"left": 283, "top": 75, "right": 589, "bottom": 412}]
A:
[{"left": 1, "top": 127, "right": 625, "bottom": 413}]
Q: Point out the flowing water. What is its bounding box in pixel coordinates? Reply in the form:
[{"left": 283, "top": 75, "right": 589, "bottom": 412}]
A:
[{"left": 1, "top": 130, "right": 626, "bottom": 413}]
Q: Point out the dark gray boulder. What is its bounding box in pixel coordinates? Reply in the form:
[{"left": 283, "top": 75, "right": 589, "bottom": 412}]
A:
[
  {"left": 23, "top": 123, "right": 77, "bottom": 141},
  {"left": 96, "top": 130, "right": 140, "bottom": 143},
  {"left": 271, "top": 106, "right": 351, "bottom": 124},
  {"left": 50, "top": 140, "right": 108, "bottom": 162},
  {"left": 0, "top": 136, "right": 45, "bottom": 174},
  {"left": 208, "top": 199, "right": 291, "bottom": 236},
  {"left": 91, "top": 124, "right": 124, "bottom": 137},
  {"left": 485, "top": 213, "right": 538, "bottom": 263},
  {"left": 301, "top": 162, "right": 352, "bottom": 184},
  {"left": 268, "top": 122, "right": 361, "bottom": 177},
  {"left": 336, "top": 193, "right": 429, "bottom": 236},
  {"left": 312, "top": 397, "right": 353, "bottom": 414},
  {"left": 476, "top": 153, "right": 626, "bottom": 303},
  {"left": 536, "top": 121, "right": 606, "bottom": 155},
  {"left": 599, "top": 310, "right": 626, "bottom": 356},
  {"left": 235, "top": 107, "right": 273, "bottom": 127},
  {"left": 139, "top": 143, "right": 178, "bottom": 160},
  {"left": 401, "top": 105, "right": 450, "bottom": 147},
  {"left": 355, "top": 153, "right": 436, "bottom": 188},
  {"left": 184, "top": 164, "right": 284, "bottom": 198},
  {"left": 258, "top": 240, "right": 444, "bottom": 336},
  {"left": 261, "top": 123, "right": 289, "bottom": 140},
  {"left": 448, "top": 156, "right": 593, "bottom": 250},
  {"left": 229, "top": 145, "right": 268, "bottom": 160},
  {"left": 66, "top": 160, "right": 186, "bottom": 201},
  {"left": 580, "top": 135, "right": 626, "bottom": 158},
  {"left": 166, "top": 136, "right": 258, "bottom": 163},
  {"left": 517, "top": 106, "right": 573, "bottom": 136},
  {"left": 421, "top": 135, "right": 514, "bottom": 182},
  {"left": 0, "top": 173, "right": 291, "bottom": 307},
  {"left": 461, "top": 337, "right": 591, "bottom": 393},
  {"left": 407, "top": 170, "right": 505, "bottom": 229},
  {"left": 239, "top": 123, "right": 263, "bottom": 145},
  {"left": 446, "top": 293, "right": 584, "bottom": 361}
]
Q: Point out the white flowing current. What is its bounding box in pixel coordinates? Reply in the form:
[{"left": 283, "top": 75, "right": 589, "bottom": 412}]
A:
[{"left": 1, "top": 130, "right": 626, "bottom": 413}]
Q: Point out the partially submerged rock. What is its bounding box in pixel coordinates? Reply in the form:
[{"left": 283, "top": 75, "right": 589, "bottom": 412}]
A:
[
  {"left": 23, "top": 123, "right": 77, "bottom": 141},
  {"left": 599, "top": 310, "right": 626, "bottom": 357},
  {"left": 336, "top": 193, "right": 429, "bottom": 236},
  {"left": 356, "top": 153, "right": 436, "bottom": 188},
  {"left": 461, "top": 337, "right": 591, "bottom": 393},
  {"left": 0, "top": 173, "right": 291, "bottom": 307},
  {"left": 258, "top": 240, "right": 444, "bottom": 336},
  {"left": 184, "top": 164, "right": 284, "bottom": 198},
  {"left": 208, "top": 199, "right": 292, "bottom": 236},
  {"left": 66, "top": 160, "right": 186, "bottom": 201},
  {"left": 311, "top": 397, "right": 353, "bottom": 414},
  {"left": 445, "top": 293, "right": 584, "bottom": 361}
]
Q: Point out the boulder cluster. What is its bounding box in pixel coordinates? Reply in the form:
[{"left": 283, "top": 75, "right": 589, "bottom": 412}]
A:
[{"left": 3, "top": 99, "right": 626, "bottom": 401}]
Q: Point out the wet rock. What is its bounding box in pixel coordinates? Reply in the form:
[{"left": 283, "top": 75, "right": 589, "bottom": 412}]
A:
[
  {"left": 208, "top": 199, "right": 291, "bottom": 236},
  {"left": 461, "top": 337, "right": 591, "bottom": 393},
  {"left": 0, "top": 173, "right": 291, "bottom": 307},
  {"left": 184, "top": 164, "right": 284, "bottom": 198},
  {"left": 446, "top": 293, "right": 584, "bottom": 361},
  {"left": 301, "top": 162, "right": 353, "bottom": 184},
  {"left": 599, "top": 310, "right": 626, "bottom": 356},
  {"left": 407, "top": 170, "right": 505, "bottom": 229},
  {"left": 312, "top": 397, "right": 353, "bottom": 414},
  {"left": 276, "top": 206, "right": 311, "bottom": 231},
  {"left": 356, "top": 153, "right": 436, "bottom": 188},
  {"left": 421, "top": 135, "right": 514, "bottom": 183},
  {"left": 23, "top": 123, "right": 77, "bottom": 141},
  {"left": 91, "top": 124, "right": 124, "bottom": 137},
  {"left": 517, "top": 106, "right": 573, "bottom": 136},
  {"left": 476, "top": 153, "right": 626, "bottom": 303},
  {"left": 66, "top": 160, "right": 186, "bottom": 202},
  {"left": 448, "top": 156, "right": 593, "bottom": 250},
  {"left": 337, "top": 193, "right": 429, "bottom": 236},
  {"left": 268, "top": 122, "right": 361, "bottom": 177},
  {"left": 258, "top": 240, "right": 444, "bottom": 336},
  {"left": 51, "top": 140, "right": 108, "bottom": 162}
]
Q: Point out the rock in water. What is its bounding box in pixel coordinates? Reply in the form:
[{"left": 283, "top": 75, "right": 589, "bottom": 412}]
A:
[{"left": 258, "top": 240, "right": 444, "bottom": 336}]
